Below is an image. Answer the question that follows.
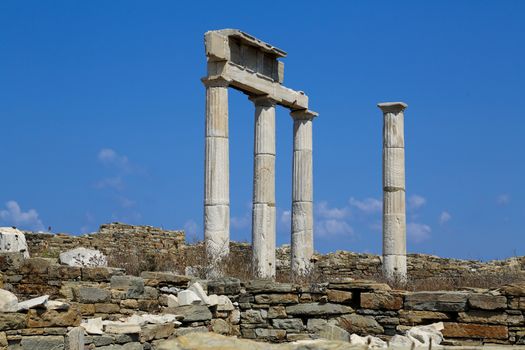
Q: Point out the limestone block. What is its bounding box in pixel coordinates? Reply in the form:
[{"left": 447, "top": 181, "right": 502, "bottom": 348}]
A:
[
  {"left": 327, "top": 289, "right": 353, "bottom": 304},
  {"left": 204, "top": 137, "right": 230, "bottom": 205},
  {"left": 177, "top": 290, "right": 202, "bottom": 306},
  {"left": 19, "top": 335, "right": 64, "bottom": 350},
  {"left": 405, "top": 291, "right": 468, "bottom": 312},
  {"left": 66, "top": 327, "right": 84, "bottom": 350},
  {"left": 337, "top": 314, "right": 384, "bottom": 335},
  {"left": 204, "top": 31, "right": 230, "bottom": 61},
  {"left": 81, "top": 318, "right": 103, "bottom": 335},
  {"left": 59, "top": 248, "right": 107, "bottom": 267},
  {"left": 468, "top": 294, "right": 507, "bottom": 310},
  {"left": 17, "top": 295, "right": 49, "bottom": 311},
  {"left": 0, "top": 227, "right": 29, "bottom": 258},
  {"left": 188, "top": 282, "right": 210, "bottom": 305},
  {"left": 103, "top": 321, "right": 141, "bottom": 334},
  {"left": 383, "top": 113, "right": 405, "bottom": 148},
  {"left": 0, "top": 313, "right": 26, "bottom": 331},
  {"left": 442, "top": 322, "right": 508, "bottom": 339},
  {"left": 360, "top": 291, "right": 403, "bottom": 310},
  {"left": 383, "top": 190, "right": 405, "bottom": 215},
  {"left": 27, "top": 309, "right": 81, "bottom": 328},
  {"left": 383, "top": 214, "right": 406, "bottom": 255},
  {"left": 0, "top": 288, "right": 18, "bottom": 312},
  {"left": 252, "top": 156, "right": 276, "bottom": 204},
  {"left": 383, "top": 148, "right": 405, "bottom": 190}
]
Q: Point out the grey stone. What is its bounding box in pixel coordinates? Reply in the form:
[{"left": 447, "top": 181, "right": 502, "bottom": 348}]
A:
[
  {"left": 77, "top": 287, "right": 111, "bottom": 303},
  {"left": 468, "top": 294, "right": 507, "bottom": 310},
  {"left": 208, "top": 277, "right": 241, "bottom": 295},
  {"left": 405, "top": 291, "right": 468, "bottom": 312},
  {"left": 168, "top": 305, "right": 212, "bottom": 322},
  {"left": 110, "top": 275, "right": 144, "bottom": 298},
  {"left": 337, "top": 314, "right": 384, "bottom": 335},
  {"left": 20, "top": 335, "right": 64, "bottom": 350},
  {"left": 286, "top": 303, "right": 353, "bottom": 316},
  {"left": 307, "top": 318, "right": 328, "bottom": 332},
  {"left": 244, "top": 280, "right": 294, "bottom": 293},
  {"left": 272, "top": 318, "right": 304, "bottom": 331},
  {"left": 319, "top": 324, "right": 350, "bottom": 342},
  {"left": 85, "top": 335, "right": 114, "bottom": 346}
]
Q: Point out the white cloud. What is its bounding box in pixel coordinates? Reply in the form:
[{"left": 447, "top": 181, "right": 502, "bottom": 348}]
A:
[
  {"left": 98, "top": 148, "right": 130, "bottom": 169},
  {"left": 349, "top": 197, "right": 382, "bottom": 214},
  {"left": 315, "top": 219, "right": 354, "bottom": 237},
  {"left": 408, "top": 194, "right": 427, "bottom": 210},
  {"left": 231, "top": 214, "right": 250, "bottom": 230},
  {"left": 184, "top": 220, "right": 199, "bottom": 240},
  {"left": 439, "top": 211, "right": 451, "bottom": 224},
  {"left": 407, "top": 222, "right": 431, "bottom": 243},
  {"left": 316, "top": 201, "right": 350, "bottom": 219},
  {"left": 0, "top": 201, "right": 45, "bottom": 231},
  {"left": 280, "top": 210, "right": 291, "bottom": 225},
  {"left": 116, "top": 196, "right": 135, "bottom": 208},
  {"left": 497, "top": 194, "right": 510, "bottom": 206}
]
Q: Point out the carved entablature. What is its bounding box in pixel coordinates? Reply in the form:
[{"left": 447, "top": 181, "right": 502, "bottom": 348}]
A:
[{"left": 204, "top": 29, "right": 308, "bottom": 110}]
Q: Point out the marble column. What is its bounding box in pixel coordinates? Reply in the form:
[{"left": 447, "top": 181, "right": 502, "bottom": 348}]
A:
[
  {"left": 250, "top": 95, "right": 277, "bottom": 278},
  {"left": 290, "top": 109, "right": 317, "bottom": 276},
  {"left": 378, "top": 102, "right": 408, "bottom": 282},
  {"left": 203, "top": 77, "right": 230, "bottom": 272}
]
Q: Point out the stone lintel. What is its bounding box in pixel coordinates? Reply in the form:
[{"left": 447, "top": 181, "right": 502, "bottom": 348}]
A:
[
  {"left": 249, "top": 94, "right": 277, "bottom": 107},
  {"left": 205, "top": 29, "right": 287, "bottom": 59},
  {"left": 377, "top": 102, "right": 408, "bottom": 113},
  {"left": 290, "top": 109, "right": 319, "bottom": 120}
]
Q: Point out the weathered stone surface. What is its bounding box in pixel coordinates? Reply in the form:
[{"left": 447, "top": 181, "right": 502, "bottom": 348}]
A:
[
  {"left": 0, "top": 313, "right": 26, "bottom": 330},
  {"left": 398, "top": 310, "right": 450, "bottom": 325},
  {"left": 210, "top": 318, "right": 232, "bottom": 335},
  {"left": 326, "top": 290, "right": 352, "bottom": 304},
  {"left": 501, "top": 283, "right": 525, "bottom": 297},
  {"left": 268, "top": 306, "right": 287, "bottom": 319},
  {"left": 19, "top": 335, "right": 64, "bottom": 350},
  {"left": 360, "top": 292, "right": 403, "bottom": 310},
  {"left": 241, "top": 309, "right": 265, "bottom": 324},
  {"left": 272, "top": 318, "right": 304, "bottom": 331},
  {"left": 337, "top": 314, "right": 384, "bottom": 335},
  {"left": 254, "top": 293, "right": 298, "bottom": 305},
  {"left": 244, "top": 280, "right": 294, "bottom": 293},
  {"left": 0, "top": 227, "right": 29, "bottom": 258},
  {"left": 177, "top": 290, "right": 201, "bottom": 306},
  {"left": 442, "top": 322, "right": 508, "bottom": 339},
  {"left": 167, "top": 305, "right": 212, "bottom": 322},
  {"left": 140, "top": 271, "right": 190, "bottom": 285},
  {"left": 405, "top": 291, "right": 468, "bottom": 311},
  {"left": 188, "top": 282, "right": 210, "bottom": 305},
  {"left": 286, "top": 303, "right": 352, "bottom": 316},
  {"left": 0, "top": 331, "right": 7, "bottom": 347},
  {"left": 76, "top": 287, "right": 111, "bottom": 303},
  {"left": 27, "top": 309, "right": 81, "bottom": 328},
  {"left": 60, "top": 247, "right": 107, "bottom": 267},
  {"left": 208, "top": 277, "right": 241, "bottom": 295},
  {"left": 457, "top": 310, "right": 512, "bottom": 325},
  {"left": 104, "top": 321, "right": 141, "bottom": 334},
  {"left": 66, "top": 327, "right": 84, "bottom": 350},
  {"left": 0, "top": 288, "right": 18, "bottom": 312},
  {"left": 318, "top": 324, "right": 350, "bottom": 342},
  {"left": 110, "top": 275, "right": 144, "bottom": 298},
  {"left": 468, "top": 293, "right": 507, "bottom": 310},
  {"left": 140, "top": 323, "right": 175, "bottom": 341}
]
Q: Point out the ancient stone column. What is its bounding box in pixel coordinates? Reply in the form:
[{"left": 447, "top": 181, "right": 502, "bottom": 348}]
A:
[
  {"left": 250, "top": 95, "right": 277, "bottom": 278},
  {"left": 203, "top": 77, "right": 230, "bottom": 272},
  {"left": 378, "top": 102, "right": 408, "bottom": 282},
  {"left": 290, "top": 109, "right": 317, "bottom": 276}
]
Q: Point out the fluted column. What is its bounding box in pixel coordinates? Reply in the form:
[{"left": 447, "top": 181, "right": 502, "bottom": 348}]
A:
[
  {"left": 250, "top": 95, "right": 277, "bottom": 278},
  {"left": 378, "top": 102, "right": 408, "bottom": 282},
  {"left": 203, "top": 77, "right": 230, "bottom": 273},
  {"left": 290, "top": 109, "right": 318, "bottom": 276}
]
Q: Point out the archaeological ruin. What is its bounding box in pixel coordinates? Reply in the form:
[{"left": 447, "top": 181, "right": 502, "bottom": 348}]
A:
[
  {"left": 203, "top": 29, "right": 317, "bottom": 278},
  {"left": 1, "top": 29, "right": 525, "bottom": 349}
]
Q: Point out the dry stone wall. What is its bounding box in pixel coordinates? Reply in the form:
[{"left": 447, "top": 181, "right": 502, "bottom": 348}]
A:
[{"left": 2, "top": 252, "right": 525, "bottom": 348}]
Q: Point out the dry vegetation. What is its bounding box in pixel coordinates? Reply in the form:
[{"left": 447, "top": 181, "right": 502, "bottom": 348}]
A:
[{"left": 107, "top": 241, "right": 525, "bottom": 291}]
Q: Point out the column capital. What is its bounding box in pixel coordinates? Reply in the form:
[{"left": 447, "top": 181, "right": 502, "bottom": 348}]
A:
[
  {"left": 377, "top": 102, "right": 408, "bottom": 113},
  {"left": 249, "top": 94, "right": 277, "bottom": 107},
  {"left": 201, "top": 75, "right": 231, "bottom": 88},
  {"left": 290, "top": 109, "right": 319, "bottom": 121}
]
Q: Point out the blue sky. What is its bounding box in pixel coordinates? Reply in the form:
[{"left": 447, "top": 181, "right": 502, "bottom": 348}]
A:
[{"left": 1, "top": 1, "right": 524, "bottom": 260}]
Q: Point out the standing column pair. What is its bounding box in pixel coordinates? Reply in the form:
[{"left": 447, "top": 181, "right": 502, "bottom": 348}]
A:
[{"left": 378, "top": 102, "right": 408, "bottom": 282}]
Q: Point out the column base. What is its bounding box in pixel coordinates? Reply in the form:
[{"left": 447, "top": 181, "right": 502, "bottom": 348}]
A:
[{"left": 382, "top": 254, "right": 407, "bottom": 282}]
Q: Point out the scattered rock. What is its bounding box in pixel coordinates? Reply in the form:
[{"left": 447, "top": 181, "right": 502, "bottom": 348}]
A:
[
  {"left": 17, "top": 295, "right": 49, "bottom": 311},
  {"left": 0, "top": 227, "right": 29, "bottom": 258},
  {"left": 59, "top": 247, "right": 107, "bottom": 267},
  {"left": 177, "top": 289, "right": 201, "bottom": 306}
]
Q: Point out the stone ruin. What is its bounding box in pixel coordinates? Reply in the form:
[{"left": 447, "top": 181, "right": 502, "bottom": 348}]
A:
[{"left": 1, "top": 29, "right": 525, "bottom": 349}]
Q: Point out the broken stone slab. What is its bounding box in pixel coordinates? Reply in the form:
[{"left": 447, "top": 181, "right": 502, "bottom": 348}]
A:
[
  {"left": 17, "top": 295, "right": 49, "bottom": 311},
  {"left": 0, "top": 227, "right": 29, "bottom": 258},
  {"left": 66, "top": 326, "right": 85, "bottom": 350},
  {"left": 405, "top": 322, "right": 444, "bottom": 347},
  {"left": 166, "top": 305, "right": 212, "bottom": 322},
  {"left": 59, "top": 247, "right": 107, "bottom": 267},
  {"left": 0, "top": 288, "right": 18, "bottom": 312},
  {"left": 177, "top": 289, "right": 202, "bottom": 306},
  {"left": 103, "top": 320, "right": 141, "bottom": 334},
  {"left": 80, "top": 317, "right": 104, "bottom": 335},
  {"left": 188, "top": 282, "right": 210, "bottom": 305}
]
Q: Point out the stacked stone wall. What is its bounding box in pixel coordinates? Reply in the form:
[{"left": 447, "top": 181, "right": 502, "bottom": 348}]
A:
[{"left": 2, "top": 253, "right": 525, "bottom": 348}]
